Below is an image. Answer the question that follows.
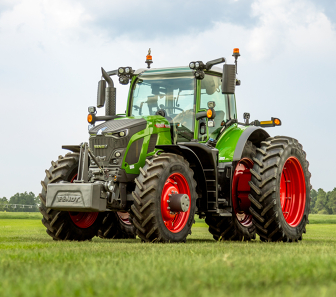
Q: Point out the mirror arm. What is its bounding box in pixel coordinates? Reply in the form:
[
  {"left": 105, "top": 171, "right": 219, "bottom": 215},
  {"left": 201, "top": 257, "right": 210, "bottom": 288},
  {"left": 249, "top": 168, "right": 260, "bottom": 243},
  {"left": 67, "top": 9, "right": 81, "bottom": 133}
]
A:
[{"left": 196, "top": 111, "right": 207, "bottom": 120}]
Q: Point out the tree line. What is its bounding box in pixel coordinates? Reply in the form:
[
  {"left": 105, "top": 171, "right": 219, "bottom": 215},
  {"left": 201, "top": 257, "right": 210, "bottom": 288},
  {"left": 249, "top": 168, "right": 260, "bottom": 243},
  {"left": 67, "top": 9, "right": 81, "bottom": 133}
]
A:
[
  {"left": 0, "top": 192, "right": 39, "bottom": 212},
  {"left": 0, "top": 188, "right": 336, "bottom": 213},
  {"left": 310, "top": 188, "right": 336, "bottom": 214}
]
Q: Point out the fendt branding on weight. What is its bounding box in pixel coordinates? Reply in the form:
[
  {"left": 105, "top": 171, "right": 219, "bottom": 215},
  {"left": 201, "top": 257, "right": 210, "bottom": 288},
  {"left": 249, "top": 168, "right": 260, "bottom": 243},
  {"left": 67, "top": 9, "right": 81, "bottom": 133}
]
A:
[
  {"left": 56, "top": 194, "right": 81, "bottom": 203},
  {"left": 94, "top": 144, "right": 108, "bottom": 149}
]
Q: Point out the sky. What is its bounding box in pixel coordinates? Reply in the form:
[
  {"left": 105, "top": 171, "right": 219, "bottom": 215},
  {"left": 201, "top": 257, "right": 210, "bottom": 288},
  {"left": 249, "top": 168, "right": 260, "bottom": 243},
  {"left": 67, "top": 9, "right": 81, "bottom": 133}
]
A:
[{"left": 0, "top": 0, "right": 335, "bottom": 198}]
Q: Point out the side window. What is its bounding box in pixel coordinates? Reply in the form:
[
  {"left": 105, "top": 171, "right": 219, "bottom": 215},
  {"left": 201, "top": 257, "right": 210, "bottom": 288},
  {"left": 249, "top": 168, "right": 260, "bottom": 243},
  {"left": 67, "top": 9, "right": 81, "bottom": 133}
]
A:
[
  {"left": 228, "top": 94, "right": 237, "bottom": 120},
  {"left": 200, "top": 75, "right": 232, "bottom": 138}
]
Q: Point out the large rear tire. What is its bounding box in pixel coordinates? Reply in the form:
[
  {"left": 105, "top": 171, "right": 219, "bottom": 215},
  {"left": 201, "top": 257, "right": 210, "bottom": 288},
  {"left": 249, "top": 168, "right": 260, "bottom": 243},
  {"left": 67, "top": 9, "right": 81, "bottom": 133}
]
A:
[
  {"left": 98, "top": 212, "right": 136, "bottom": 239},
  {"left": 248, "top": 136, "right": 311, "bottom": 242},
  {"left": 39, "top": 153, "right": 104, "bottom": 241},
  {"left": 206, "top": 141, "right": 256, "bottom": 241},
  {"left": 131, "top": 153, "right": 197, "bottom": 243}
]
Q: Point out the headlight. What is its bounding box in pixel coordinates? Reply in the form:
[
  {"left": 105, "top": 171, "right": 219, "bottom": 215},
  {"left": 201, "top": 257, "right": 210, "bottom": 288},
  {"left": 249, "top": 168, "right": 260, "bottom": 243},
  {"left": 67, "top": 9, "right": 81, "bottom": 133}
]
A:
[
  {"left": 88, "top": 106, "right": 96, "bottom": 113},
  {"left": 189, "top": 62, "right": 195, "bottom": 69},
  {"left": 119, "top": 76, "right": 129, "bottom": 85},
  {"left": 118, "top": 67, "right": 124, "bottom": 74}
]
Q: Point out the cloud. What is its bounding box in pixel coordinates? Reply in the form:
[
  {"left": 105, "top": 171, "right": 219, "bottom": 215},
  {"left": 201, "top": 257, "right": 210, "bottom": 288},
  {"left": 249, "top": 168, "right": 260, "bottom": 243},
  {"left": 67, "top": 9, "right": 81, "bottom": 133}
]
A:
[
  {"left": 80, "top": 0, "right": 256, "bottom": 39},
  {"left": 0, "top": 0, "right": 336, "bottom": 198}
]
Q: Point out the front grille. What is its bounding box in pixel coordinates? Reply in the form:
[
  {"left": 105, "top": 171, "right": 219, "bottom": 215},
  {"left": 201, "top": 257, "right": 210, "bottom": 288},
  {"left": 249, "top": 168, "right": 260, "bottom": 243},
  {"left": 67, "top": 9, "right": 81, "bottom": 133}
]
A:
[{"left": 89, "top": 136, "right": 128, "bottom": 167}]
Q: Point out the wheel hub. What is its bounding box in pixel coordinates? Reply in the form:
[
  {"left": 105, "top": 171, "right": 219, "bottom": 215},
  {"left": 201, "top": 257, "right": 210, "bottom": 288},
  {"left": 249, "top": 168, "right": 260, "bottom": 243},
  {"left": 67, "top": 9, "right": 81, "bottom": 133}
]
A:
[
  {"left": 280, "top": 157, "right": 306, "bottom": 227},
  {"left": 117, "top": 212, "right": 131, "bottom": 225},
  {"left": 232, "top": 158, "right": 253, "bottom": 227},
  {"left": 161, "top": 173, "right": 191, "bottom": 233}
]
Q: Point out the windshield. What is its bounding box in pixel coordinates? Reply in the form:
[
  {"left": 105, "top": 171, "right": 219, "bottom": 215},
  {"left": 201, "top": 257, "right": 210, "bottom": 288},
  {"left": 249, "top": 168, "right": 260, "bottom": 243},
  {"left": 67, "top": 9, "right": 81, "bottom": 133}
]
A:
[{"left": 130, "top": 73, "right": 195, "bottom": 142}]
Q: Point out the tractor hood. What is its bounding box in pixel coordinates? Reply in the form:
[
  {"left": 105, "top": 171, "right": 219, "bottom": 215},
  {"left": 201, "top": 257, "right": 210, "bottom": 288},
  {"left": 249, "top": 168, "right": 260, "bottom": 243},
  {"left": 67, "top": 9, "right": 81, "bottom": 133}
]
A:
[
  {"left": 89, "top": 118, "right": 147, "bottom": 135},
  {"left": 88, "top": 116, "right": 170, "bottom": 168}
]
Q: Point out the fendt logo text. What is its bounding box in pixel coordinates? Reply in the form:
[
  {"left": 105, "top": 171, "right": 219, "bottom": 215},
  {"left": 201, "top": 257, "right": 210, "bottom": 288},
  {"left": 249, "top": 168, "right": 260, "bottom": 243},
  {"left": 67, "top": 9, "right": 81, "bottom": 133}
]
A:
[{"left": 57, "top": 195, "right": 81, "bottom": 203}]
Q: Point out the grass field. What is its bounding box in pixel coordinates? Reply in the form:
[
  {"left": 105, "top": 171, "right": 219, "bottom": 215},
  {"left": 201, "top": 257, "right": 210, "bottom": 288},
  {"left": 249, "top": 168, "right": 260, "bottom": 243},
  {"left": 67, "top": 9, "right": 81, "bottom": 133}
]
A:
[{"left": 0, "top": 213, "right": 335, "bottom": 297}]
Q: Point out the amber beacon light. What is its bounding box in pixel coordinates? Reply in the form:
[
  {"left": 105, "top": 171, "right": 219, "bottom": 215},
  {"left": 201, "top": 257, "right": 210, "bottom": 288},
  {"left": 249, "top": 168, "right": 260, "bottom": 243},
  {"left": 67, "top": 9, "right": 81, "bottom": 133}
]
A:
[{"left": 145, "top": 48, "right": 153, "bottom": 69}]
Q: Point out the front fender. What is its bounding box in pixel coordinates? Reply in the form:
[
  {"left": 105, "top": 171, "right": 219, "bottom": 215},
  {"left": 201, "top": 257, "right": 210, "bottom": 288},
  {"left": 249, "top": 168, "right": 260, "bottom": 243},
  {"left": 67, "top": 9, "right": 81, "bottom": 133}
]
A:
[{"left": 155, "top": 144, "right": 208, "bottom": 203}]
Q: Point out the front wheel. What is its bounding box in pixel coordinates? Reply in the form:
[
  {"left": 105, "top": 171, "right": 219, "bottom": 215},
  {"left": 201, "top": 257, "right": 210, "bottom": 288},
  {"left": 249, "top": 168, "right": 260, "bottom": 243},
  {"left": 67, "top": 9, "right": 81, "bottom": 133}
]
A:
[
  {"left": 131, "top": 153, "right": 197, "bottom": 242},
  {"left": 39, "top": 153, "right": 104, "bottom": 241},
  {"left": 248, "top": 136, "right": 311, "bottom": 242}
]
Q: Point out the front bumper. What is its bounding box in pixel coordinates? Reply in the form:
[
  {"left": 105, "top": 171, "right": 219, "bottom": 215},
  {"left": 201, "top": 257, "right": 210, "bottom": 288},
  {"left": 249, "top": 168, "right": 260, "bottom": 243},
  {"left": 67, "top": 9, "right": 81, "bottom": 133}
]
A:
[{"left": 46, "top": 183, "right": 107, "bottom": 212}]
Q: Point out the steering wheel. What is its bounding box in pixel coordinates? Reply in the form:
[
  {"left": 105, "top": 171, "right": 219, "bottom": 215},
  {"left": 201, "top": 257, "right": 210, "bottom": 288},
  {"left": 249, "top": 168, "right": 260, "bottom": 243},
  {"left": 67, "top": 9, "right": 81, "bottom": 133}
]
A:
[{"left": 155, "top": 109, "right": 166, "bottom": 117}]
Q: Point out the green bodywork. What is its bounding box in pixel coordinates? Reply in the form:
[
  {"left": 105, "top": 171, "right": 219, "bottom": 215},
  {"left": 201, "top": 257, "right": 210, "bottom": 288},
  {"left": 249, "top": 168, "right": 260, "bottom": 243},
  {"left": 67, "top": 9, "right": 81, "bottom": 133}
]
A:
[
  {"left": 121, "top": 115, "right": 171, "bottom": 174},
  {"left": 107, "top": 66, "right": 247, "bottom": 175}
]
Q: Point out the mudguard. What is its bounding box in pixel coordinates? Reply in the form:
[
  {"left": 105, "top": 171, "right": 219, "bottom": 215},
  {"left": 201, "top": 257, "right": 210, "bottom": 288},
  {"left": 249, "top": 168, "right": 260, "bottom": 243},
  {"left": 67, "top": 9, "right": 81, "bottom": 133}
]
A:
[{"left": 232, "top": 127, "right": 269, "bottom": 161}]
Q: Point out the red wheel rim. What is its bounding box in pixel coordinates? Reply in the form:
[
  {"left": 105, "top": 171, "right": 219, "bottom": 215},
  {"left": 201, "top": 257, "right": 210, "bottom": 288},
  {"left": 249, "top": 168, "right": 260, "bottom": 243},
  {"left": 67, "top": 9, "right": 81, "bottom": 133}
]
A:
[
  {"left": 68, "top": 173, "right": 99, "bottom": 229},
  {"left": 161, "top": 173, "right": 191, "bottom": 233},
  {"left": 117, "top": 212, "right": 131, "bottom": 225},
  {"left": 232, "top": 158, "right": 253, "bottom": 227},
  {"left": 280, "top": 157, "right": 306, "bottom": 227}
]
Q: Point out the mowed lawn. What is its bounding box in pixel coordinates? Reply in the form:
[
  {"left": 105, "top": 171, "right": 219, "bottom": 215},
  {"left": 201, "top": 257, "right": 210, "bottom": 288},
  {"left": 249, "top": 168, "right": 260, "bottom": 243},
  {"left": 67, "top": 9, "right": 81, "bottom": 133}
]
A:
[{"left": 0, "top": 213, "right": 335, "bottom": 297}]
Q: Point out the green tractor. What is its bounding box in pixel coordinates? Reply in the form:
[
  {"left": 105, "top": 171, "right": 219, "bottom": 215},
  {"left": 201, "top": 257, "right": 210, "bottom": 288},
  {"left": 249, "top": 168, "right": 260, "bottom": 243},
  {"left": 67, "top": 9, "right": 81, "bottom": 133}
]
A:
[{"left": 39, "top": 49, "right": 311, "bottom": 242}]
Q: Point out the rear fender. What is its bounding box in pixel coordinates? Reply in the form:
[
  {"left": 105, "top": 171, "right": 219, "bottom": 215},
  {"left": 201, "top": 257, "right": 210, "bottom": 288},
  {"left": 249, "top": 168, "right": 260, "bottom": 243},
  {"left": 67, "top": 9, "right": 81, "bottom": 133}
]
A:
[{"left": 233, "top": 127, "right": 269, "bottom": 161}]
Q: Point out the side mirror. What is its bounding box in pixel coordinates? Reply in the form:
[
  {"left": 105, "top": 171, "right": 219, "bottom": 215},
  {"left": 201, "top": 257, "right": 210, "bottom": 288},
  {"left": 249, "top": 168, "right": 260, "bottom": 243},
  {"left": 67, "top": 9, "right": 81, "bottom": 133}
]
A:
[
  {"left": 222, "top": 64, "right": 236, "bottom": 94},
  {"left": 97, "top": 80, "right": 106, "bottom": 108}
]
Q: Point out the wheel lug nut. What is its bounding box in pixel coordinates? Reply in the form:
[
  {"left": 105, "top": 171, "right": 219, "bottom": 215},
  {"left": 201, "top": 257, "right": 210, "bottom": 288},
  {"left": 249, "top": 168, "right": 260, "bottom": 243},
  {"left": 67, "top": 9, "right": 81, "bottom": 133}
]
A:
[{"left": 167, "top": 206, "right": 170, "bottom": 210}]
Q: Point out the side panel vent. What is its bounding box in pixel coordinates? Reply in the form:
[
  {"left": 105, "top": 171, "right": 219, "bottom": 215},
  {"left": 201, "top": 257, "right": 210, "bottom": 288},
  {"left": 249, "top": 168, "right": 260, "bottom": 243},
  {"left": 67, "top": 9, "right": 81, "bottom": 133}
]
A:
[
  {"left": 125, "top": 138, "right": 144, "bottom": 165},
  {"left": 147, "top": 134, "right": 158, "bottom": 154}
]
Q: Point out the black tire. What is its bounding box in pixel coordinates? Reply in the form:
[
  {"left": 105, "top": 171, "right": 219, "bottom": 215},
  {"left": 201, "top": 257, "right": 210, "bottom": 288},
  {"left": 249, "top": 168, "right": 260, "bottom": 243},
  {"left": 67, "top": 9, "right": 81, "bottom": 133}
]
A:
[
  {"left": 206, "top": 141, "right": 256, "bottom": 241},
  {"left": 39, "top": 153, "right": 105, "bottom": 241},
  {"left": 98, "top": 212, "right": 136, "bottom": 239},
  {"left": 248, "top": 136, "right": 311, "bottom": 242},
  {"left": 131, "top": 153, "right": 197, "bottom": 243}
]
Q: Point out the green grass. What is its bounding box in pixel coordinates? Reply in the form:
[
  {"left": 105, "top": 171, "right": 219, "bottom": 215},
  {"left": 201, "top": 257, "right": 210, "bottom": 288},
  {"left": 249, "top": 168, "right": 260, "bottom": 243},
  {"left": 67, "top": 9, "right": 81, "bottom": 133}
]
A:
[
  {"left": 0, "top": 212, "right": 41, "bottom": 220},
  {"left": 0, "top": 213, "right": 336, "bottom": 297}
]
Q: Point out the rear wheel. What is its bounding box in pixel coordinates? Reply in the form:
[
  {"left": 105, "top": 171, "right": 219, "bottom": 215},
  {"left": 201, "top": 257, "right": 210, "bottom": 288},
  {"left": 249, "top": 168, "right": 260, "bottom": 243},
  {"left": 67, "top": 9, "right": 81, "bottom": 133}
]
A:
[
  {"left": 98, "top": 211, "right": 136, "bottom": 239},
  {"left": 248, "top": 136, "right": 311, "bottom": 242},
  {"left": 206, "top": 141, "right": 256, "bottom": 241},
  {"left": 39, "top": 153, "right": 104, "bottom": 241},
  {"left": 131, "top": 153, "right": 197, "bottom": 242}
]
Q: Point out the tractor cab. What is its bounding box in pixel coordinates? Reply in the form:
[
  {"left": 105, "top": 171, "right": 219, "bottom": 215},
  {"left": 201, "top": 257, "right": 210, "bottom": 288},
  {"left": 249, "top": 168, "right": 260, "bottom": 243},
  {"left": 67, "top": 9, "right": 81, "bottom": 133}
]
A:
[{"left": 128, "top": 67, "right": 237, "bottom": 144}]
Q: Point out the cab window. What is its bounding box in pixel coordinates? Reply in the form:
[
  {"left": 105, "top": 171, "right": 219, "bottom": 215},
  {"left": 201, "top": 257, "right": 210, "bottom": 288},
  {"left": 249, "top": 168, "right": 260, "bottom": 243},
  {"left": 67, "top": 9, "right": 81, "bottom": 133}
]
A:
[
  {"left": 199, "top": 74, "right": 237, "bottom": 139},
  {"left": 130, "top": 73, "right": 195, "bottom": 143}
]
